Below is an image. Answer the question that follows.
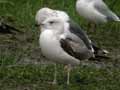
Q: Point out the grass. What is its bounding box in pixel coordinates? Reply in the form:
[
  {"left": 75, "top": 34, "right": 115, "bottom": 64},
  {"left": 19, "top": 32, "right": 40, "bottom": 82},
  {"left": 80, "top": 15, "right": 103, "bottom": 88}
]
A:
[
  {"left": 0, "top": 64, "right": 120, "bottom": 90},
  {"left": 0, "top": 0, "right": 120, "bottom": 90}
]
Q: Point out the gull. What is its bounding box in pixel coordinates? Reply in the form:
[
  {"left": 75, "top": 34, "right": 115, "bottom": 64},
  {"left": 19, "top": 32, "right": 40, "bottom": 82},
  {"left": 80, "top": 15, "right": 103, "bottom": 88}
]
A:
[
  {"left": 35, "top": 7, "right": 109, "bottom": 57},
  {"left": 35, "top": 8, "right": 109, "bottom": 84},
  {"left": 39, "top": 17, "right": 94, "bottom": 85},
  {"left": 76, "top": 0, "right": 120, "bottom": 31}
]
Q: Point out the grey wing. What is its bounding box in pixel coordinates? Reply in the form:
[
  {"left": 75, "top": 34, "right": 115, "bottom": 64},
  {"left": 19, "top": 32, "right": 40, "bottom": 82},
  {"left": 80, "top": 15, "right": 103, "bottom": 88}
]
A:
[
  {"left": 67, "top": 20, "right": 109, "bottom": 60},
  {"left": 94, "top": 1, "right": 119, "bottom": 21},
  {"left": 60, "top": 38, "right": 93, "bottom": 60},
  {"left": 69, "top": 20, "right": 93, "bottom": 51}
]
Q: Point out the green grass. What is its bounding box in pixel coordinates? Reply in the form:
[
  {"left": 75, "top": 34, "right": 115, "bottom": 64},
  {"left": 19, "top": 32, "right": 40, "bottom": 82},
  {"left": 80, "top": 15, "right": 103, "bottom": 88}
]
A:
[
  {"left": 0, "top": 64, "right": 120, "bottom": 90},
  {"left": 0, "top": 0, "right": 120, "bottom": 90}
]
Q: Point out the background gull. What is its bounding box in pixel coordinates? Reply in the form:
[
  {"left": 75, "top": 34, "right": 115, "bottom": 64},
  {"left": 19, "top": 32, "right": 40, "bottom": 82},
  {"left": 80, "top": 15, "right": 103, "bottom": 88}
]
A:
[{"left": 76, "top": 0, "right": 120, "bottom": 31}]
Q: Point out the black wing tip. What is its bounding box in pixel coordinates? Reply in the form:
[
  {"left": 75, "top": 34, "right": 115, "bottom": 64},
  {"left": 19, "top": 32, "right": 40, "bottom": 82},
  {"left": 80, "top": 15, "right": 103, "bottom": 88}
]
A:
[
  {"left": 89, "top": 49, "right": 111, "bottom": 61},
  {"left": 118, "top": 15, "right": 120, "bottom": 20},
  {"left": 89, "top": 55, "right": 111, "bottom": 61},
  {"left": 106, "top": 15, "right": 120, "bottom": 22}
]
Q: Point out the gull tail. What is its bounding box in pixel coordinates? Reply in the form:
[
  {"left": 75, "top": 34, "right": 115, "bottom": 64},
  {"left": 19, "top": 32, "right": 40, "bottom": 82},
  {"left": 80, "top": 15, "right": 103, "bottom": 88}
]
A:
[
  {"left": 89, "top": 48, "right": 110, "bottom": 61},
  {"left": 107, "top": 13, "right": 120, "bottom": 22},
  {"left": 94, "top": 49, "right": 110, "bottom": 59},
  {"left": 114, "top": 15, "right": 120, "bottom": 22},
  {"left": 89, "top": 43, "right": 110, "bottom": 61},
  {"left": 117, "top": 16, "right": 120, "bottom": 21}
]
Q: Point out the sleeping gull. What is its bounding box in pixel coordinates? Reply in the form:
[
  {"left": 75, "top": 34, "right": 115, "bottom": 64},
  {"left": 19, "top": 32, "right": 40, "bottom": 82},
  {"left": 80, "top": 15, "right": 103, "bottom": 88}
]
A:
[
  {"left": 39, "top": 17, "right": 94, "bottom": 84},
  {"left": 76, "top": 0, "right": 120, "bottom": 30}
]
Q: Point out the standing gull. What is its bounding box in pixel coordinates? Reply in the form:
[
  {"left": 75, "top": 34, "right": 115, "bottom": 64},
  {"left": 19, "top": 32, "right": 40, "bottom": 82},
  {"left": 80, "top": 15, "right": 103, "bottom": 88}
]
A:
[
  {"left": 39, "top": 17, "right": 94, "bottom": 85},
  {"left": 35, "top": 8, "right": 70, "bottom": 84},
  {"left": 35, "top": 7, "right": 108, "bottom": 57},
  {"left": 76, "top": 0, "right": 120, "bottom": 31},
  {"left": 35, "top": 8, "right": 109, "bottom": 84}
]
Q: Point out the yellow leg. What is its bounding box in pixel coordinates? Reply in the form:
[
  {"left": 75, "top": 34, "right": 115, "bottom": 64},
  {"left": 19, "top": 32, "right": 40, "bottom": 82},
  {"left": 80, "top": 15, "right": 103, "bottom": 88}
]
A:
[
  {"left": 88, "top": 22, "right": 96, "bottom": 32},
  {"left": 52, "top": 63, "right": 57, "bottom": 84},
  {"left": 90, "top": 23, "right": 96, "bottom": 32},
  {"left": 64, "top": 64, "right": 71, "bottom": 85}
]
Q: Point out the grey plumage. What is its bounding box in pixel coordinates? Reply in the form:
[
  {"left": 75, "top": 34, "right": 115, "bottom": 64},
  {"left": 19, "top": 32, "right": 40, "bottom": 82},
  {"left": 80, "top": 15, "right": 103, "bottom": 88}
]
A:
[
  {"left": 69, "top": 20, "right": 93, "bottom": 51},
  {"left": 94, "top": 1, "right": 119, "bottom": 21},
  {"left": 68, "top": 20, "right": 109, "bottom": 59},
  {"left": 60, "top": 38, "right": 93, "bottom": 60},
  {"left": 76, "top": 0, "right": 120, "bottom": 24}
]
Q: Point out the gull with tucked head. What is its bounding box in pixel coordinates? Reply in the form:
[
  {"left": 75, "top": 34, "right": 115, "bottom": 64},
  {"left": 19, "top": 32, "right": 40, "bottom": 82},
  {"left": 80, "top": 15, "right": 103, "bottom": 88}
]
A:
[
  {"left": 36, "top": 7, "right": 109, "bottom": 85},
  {"left": 39, "top": 17, "right": 94, "bottom": 84},
  {"left": 35, "top": 7, "right": 109, "bottom": 59},
  {"left": 35, "top": 7, "right": 72, "bottom": 84}
]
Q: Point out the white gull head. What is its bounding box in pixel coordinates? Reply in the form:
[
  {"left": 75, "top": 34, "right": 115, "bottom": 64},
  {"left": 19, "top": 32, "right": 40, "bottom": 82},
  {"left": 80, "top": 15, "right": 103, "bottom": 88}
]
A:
[
  {"left": 35, "top": 7, "right": 70, "bottom": 27},
  {"left": 35, "top": 7, "right": 54, "bottom": 26}
]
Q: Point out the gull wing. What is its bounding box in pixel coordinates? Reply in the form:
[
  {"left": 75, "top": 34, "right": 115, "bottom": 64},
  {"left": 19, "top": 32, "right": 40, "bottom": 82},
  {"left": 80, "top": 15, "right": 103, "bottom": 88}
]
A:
[
  {"left": 94, "top": 1, "right": 119, "bottom": 21},
  {"left": 60, "top": 37, "right": 93, "bottom": 60},
  {"left": 69, "top": 20, "right": 93, "bottom": 51}
]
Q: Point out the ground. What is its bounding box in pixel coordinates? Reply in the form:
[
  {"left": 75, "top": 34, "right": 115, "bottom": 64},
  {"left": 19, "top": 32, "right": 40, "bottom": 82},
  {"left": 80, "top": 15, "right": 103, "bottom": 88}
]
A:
[{"left": 0, "top": 0, "right": 120, "bottom": 90}]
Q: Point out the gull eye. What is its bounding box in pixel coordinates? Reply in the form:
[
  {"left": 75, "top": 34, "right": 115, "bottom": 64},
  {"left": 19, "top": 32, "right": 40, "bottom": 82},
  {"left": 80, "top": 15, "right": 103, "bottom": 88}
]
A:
[{"left": 49, "top": 21, "right": 54, "bottom": 24}]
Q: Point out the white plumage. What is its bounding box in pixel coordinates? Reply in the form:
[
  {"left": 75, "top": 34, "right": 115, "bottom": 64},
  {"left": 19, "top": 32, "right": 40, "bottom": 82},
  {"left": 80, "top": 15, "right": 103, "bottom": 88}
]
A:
[
  {"left": 35, "top": 7, "right": 69, "bottom": 26},
  {"left": 39, "top": 18, "right": 80, "bottom": 66},
  {"left": 35, "top": 8, "right": 54, "bottom": 25}
]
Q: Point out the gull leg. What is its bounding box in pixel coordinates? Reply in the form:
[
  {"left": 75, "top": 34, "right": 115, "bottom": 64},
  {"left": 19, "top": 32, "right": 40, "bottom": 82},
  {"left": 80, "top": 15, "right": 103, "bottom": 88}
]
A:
[
  {"left": 66, "top": 64, "right": 71, "bottom": 85},
  {"left": 90, "top": 23, "right": 96, "bottom": 32},
  {"left": 88, "top": 22, "right": 96, "bottom": 32},
  {"left": 52, "top": 63, "right": 57, "bottom": 84}
]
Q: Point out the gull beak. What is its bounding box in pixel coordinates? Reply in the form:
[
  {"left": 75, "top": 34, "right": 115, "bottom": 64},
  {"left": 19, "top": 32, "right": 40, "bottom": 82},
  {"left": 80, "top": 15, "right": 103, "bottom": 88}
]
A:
[
  {"left": 35, "top": 23, "right": 44, "bottom": 27},
  {"left": 40, "top": 23, "right": 44, "bottom": 26},
  {"left": 35, "top": 23, "right": 40, "bottom": 27}
]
